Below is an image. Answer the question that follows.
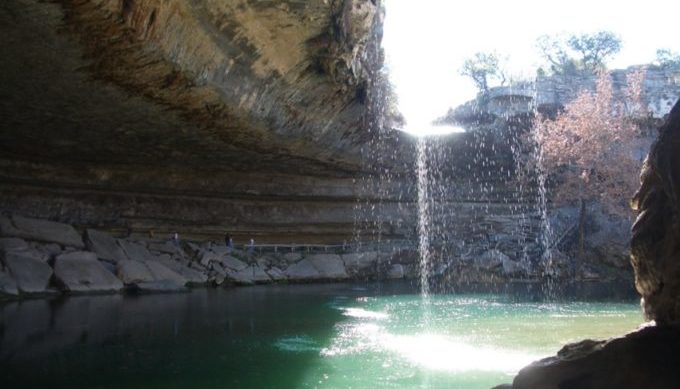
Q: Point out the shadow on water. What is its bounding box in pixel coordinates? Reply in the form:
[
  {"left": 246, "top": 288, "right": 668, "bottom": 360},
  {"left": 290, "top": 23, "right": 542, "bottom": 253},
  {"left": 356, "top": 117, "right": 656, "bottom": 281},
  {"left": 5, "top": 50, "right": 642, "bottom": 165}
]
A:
[
  {"left": 0, "top": 281, "right": 639, "bottom": 388},
  {"left": 0, "top": 285, "right": 367, "bottom": 389}
]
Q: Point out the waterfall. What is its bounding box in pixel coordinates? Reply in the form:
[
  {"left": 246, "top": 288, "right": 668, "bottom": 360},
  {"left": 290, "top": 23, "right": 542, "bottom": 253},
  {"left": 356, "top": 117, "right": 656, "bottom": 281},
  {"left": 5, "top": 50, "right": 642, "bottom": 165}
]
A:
[{"left": 416, "top": 138, "right": 432, "bottom": 296}]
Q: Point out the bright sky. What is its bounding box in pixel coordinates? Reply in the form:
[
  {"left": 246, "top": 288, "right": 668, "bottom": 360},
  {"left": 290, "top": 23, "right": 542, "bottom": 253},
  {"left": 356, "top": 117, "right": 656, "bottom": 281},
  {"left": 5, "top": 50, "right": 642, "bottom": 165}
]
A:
[{"left": 383, "top": 0, "right": 680, "bottom": 135}]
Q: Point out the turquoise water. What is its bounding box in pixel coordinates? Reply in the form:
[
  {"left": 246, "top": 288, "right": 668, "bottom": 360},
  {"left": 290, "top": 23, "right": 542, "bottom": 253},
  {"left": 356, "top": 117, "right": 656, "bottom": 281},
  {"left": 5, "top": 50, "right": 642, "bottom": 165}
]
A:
[{"left": 0, "top": 283, "right": 642, "bottom": 388}]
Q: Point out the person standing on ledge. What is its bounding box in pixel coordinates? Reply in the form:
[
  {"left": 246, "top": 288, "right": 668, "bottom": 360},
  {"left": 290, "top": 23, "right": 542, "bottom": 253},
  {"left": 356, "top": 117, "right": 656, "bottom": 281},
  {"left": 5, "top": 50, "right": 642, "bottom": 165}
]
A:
[
  {"left": 247, "top": 238, "right": 255, "bottom": 256},
  {"left": 225, "top": 233, "right": 233, "bottom": 253},
  {"left": 172, "top": 232, "right": 180, "bottom": 247}
]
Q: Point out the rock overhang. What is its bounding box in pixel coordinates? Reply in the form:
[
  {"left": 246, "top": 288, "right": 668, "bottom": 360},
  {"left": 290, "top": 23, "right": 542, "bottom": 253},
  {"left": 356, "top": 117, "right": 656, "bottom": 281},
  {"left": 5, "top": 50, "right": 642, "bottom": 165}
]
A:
[{"left": 0, "top": 0, "right": 387, "bottom": 176}]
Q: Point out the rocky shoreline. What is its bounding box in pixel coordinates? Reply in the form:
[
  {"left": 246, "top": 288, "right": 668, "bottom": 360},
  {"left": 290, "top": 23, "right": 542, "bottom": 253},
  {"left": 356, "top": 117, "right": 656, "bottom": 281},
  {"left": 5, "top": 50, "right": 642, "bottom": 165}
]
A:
[
  {"left": 0, "top": 213, "right": 631, "bottom": 300},
  {"left": 0, "top": 213, "right": 419, "bottom": 299}
]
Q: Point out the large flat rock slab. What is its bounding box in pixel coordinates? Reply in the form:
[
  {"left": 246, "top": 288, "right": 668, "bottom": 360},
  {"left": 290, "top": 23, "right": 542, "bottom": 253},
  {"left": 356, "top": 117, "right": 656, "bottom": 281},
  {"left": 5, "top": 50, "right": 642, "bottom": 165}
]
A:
[
  {"left": 0, "top": 215, "right": 84, "bottom": 248},
  {"left": 1, "top": 251, "right": 53, "bottom": 293},
  {"left": 153, "top": 258, "right": 208, "bottom": 285},
  {"left": 116, "top": 260, "right": 155, "bottom": 284},
  {"left": 54, "top": 251, "right": 123, "bottom": 293},
  {"left": 85, "top": 229, "right": 127, "bottom": 263},
  {"left": 144, "top": 260, "right": 187, "bottom": 286},
  {"left": 284, "top": 259, "right": 321, "bottom": 281},
  {"left": 308, "top": 254, "right": 348, "bottom": 280},
  {"left": 117, "top": 240, "right": 155, "bottom": 262}
]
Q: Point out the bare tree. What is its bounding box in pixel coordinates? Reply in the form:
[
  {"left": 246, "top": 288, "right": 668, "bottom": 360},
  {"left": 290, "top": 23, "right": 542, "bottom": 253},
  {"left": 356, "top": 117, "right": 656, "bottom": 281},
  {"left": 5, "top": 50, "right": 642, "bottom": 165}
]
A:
[
  {"left": 535, "top": 69, "right": 645, "bottom": 258},
  {"left": 459, "top": 52, "right": 504, "bottom": 93}
]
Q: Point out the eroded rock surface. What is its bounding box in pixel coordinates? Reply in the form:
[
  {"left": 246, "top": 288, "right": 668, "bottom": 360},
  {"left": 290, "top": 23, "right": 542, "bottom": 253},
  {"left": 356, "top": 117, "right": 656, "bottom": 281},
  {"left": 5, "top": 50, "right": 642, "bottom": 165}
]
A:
[
  {"left": 53, "top": 251, "right": 123, "bottom": 293},
  {"left": 631, "top": 98, "right": 680, "bottom": 324},
  {"left": 512, "top": 325, "right": 680, "bottom": 389}
]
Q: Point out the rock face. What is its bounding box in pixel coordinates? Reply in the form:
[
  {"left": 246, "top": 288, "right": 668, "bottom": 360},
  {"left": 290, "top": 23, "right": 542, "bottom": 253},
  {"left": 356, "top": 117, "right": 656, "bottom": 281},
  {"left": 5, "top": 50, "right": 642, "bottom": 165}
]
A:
[
  {"left": 85, "top": 229, "right": 128, "bottom": 264},
  {"left": 631, "top": 98, "right": 680, "bottom": 324},
  {"left": 0, "top": 0, "right": 402, "bottom": 245},
  {"left": 53, "top": 251, "right": 123, "bottom": 293},
  {"left": 512, "top": 325, "right": 680, "bottom": 389}
]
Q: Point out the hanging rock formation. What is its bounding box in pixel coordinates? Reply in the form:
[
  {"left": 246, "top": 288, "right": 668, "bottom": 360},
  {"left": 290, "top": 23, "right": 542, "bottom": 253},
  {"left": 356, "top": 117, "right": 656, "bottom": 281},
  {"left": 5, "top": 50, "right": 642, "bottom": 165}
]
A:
[{"left": 0, "top": 0, "right": 411, "bottom": 244}]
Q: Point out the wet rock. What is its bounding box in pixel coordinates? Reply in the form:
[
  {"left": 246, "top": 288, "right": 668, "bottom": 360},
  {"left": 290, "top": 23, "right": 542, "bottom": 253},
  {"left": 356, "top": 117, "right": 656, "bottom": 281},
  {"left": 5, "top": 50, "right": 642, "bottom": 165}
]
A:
[
  {"left": 307, "top": 254, "right": 348, "bottom": 279},
  {"left": 0, "top": 215, "right": 84, "bottom": 248},
  {"left": 284, "top": 259, "right": 321, "bottom": 281},
  {"left": 116, "top": 260, "right": 155, "bottom": 284},
  {"left": 85, "top": 229, "right": 128, "bottom": 264},
  {"left": 386, "top": 264, "right": 405, "bottom": 279},
  {"left": 512, "top": 325, "right": 680, "bottom": 389},
  {"left": 474, "top": 249, "right": 508, "bottom": 271},
  {"left": 1, "top": 251, "right": 53, "bottom": 293},
  {"left": 135, "top": 280, "right": 187, "bottom": 293},
  {"left": 53, "top": 251, "right": 123, "bottom": 293},
  {"left": 228, "top": 264, "right": 271, "bottom": 285}
]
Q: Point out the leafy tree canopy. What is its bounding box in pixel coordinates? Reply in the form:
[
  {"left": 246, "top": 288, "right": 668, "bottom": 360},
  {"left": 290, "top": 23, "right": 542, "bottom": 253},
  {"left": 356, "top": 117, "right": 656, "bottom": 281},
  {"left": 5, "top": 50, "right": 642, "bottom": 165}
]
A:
[{"left": 536, "top": 31, "right": 621, "bottom": 76}]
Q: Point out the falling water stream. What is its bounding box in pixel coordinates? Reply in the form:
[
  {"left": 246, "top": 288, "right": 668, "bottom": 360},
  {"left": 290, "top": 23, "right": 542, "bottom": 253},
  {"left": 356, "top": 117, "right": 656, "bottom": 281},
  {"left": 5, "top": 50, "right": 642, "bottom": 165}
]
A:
[{"left": 416, "top": 137, "right": 432, "bottom": 296}]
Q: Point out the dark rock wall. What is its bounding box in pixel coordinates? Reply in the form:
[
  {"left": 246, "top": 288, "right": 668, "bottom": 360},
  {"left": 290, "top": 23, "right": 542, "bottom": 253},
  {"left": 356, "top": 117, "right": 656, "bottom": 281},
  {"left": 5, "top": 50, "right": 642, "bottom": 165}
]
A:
[{"left": 631, "top": 99, "right": 680, "bottom": 325}]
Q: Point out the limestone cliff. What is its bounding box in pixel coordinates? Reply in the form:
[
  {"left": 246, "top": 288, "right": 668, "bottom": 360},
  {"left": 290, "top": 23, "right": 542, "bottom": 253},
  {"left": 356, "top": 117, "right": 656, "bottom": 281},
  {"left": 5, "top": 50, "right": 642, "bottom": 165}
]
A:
[{"left": 0, "top": 0, "right": 403, "bottom": 243}]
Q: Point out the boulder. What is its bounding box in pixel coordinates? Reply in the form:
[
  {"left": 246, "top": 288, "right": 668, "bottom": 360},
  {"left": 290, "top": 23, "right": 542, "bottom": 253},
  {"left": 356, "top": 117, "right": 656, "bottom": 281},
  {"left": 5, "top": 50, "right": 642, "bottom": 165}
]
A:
[
  {"left": 502, "top": 258, "right": 528, "bottom": 277},
  {"left": 250, "top": 264, "right": 272, "bottom": 283},
  {"left": 307, "top": 254, "right": 348, "bottom": 279},
  {"left": 386, "top": 264, "right": 405, "bottom": 279},
  {"left": 474, "top": 249, "right": 508, "bottom": 270},
  {"left": 116, "top": 260, "right": 155, "bottom": 284},
  {"left": 284, "top": 259, "right": 321, "bottom": 281},
  {"left": 199, "top": 251, "right": 220, "bottom": 267},
  {"left": 153, "top": 257, "right": 208, "bottom": 285},
  {"left": 0, "top": 270, "right": 19, "bottom": 296},
  {"left": 117, "top": 240, "right": 155, "bottom": 262},
  {"left": 226, "top": 268, "right": 255, "bottom": 286},
  {"left": 53, "top": 251, "right": 123, "bottom": 293},
  {"left": 0, "top": 237, "right": 48, "bottom": 262},
  {"left": 283, "top": 252, "right": 303, "bottom": 263},
  {"left": 85, "top": 229, "right": 128, "bottom": 263},
  {"left": 211, "top": 262, "right": 227, "bottom": 277},
  {"left": 1, "top": 251, "right": 53, "bottom": 293},
  {"left": 342, "top": 251, "right": 378, "bottom": 275},
  {"left": 144, "top": 260, "right": 187, "bottom": 286},
  {"left": 0, "top": 237, "right": 29, "bottom": 253},
  {"left": 1, "top": 215, "right": 84, "bottom": 248},
  {"left": 147, "top": 241, "right": 184, "bottom": 256},
  {"left": 210, "top": 245, "right": 233, "bottom": 257},
  {"left": 220, "top": 256, "right": 249, "bottom": 272},
  {"left": 512, "top": 325, "right": 680, "bottom": 389},
  {"left": 266, "top": 266, "right": 287, "bottom": 281}
]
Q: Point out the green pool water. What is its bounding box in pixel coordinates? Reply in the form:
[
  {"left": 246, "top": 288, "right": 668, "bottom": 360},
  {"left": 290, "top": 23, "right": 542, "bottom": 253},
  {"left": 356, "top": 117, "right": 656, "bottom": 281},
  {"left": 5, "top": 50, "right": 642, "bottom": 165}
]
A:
[{"left": 0, "top": 282, "right": 642, "bottom": 389}]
